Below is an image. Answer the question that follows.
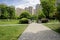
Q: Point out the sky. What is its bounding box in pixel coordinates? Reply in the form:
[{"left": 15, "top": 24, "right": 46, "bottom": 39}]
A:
[{"left": 0, "top": 0, "right": 40, "bottom": 9}]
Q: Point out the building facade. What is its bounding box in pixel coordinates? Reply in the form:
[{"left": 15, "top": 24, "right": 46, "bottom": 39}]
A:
[
  {"left": 25, "top": 6, "right": 34, "bottom": 15},
  {"left": 28, "top": 6, "right": 34, "bottom": 15},
  {"left": 57, "top": 0, "right": 60, "bottom": 4},
  {"left": 35, "top": 4, "right": 40, "bottom": 14},
  {"left": 16, "top": 4, "right": 41, "bottom": 16},
  {"left": 57, "top": 0, "right": 60, "bottom": 6},
  {"left": 16, "top": 8, "right": 24, "bottom": 16}
]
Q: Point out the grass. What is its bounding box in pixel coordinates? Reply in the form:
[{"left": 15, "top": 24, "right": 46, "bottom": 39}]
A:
[
  {"left": 43, "top": 23, "right": 60, "bottom": 33},
  {"left": 43, "top": 20, "right": 60, "bottom": 33},
  {"left": 0, "top": 24, "right": 28, "bottom": 40},
  {"left": 0, "top": 19, "right": 19, "bottom": 24},
  {"left": 47, "top": 20, "right": 60, "bottom": 24}
]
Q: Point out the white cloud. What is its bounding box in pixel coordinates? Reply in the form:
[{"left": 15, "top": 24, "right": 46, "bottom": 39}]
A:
[{"left": 15, "top": 0, "right": 40, "bottom": 9}]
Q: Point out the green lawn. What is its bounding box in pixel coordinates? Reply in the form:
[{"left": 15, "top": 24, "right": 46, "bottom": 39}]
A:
[
  {"left": 47, "top": 20, "right": 60, "bottom": 24},
  {"left": 0, "top": 19, "right": 19, "bottom": 24},
  {"left": 0, "top": 24, "right": 28, "bottom": 40},
  {"left": 44, "top": 23, "right": 60, "bottom": 33}
]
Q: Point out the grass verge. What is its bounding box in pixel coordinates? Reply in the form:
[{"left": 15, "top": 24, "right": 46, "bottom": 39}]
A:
[
  {"left": 0, "top": 24, "right": 28, "bottom": 40},
  {"left": 43, "top": 23, "right": 60, "bottom": 33},
  {"left": 0, "top": 19, "right": 19, "bottom": 24}
]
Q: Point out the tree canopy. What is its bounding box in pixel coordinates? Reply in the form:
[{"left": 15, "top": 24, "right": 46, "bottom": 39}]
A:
[
  {"left": 40, "top": 0, "right": 56, "bottom": 19},
  {"left": 0, "top": 4, "right": 15, "bottom": 19}
]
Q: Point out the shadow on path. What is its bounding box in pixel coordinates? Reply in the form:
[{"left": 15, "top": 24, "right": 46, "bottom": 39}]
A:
[
  {"left": 18, "top": 23, "right": 60, "bottom": 40},
  {"left": 18, "top": 30, "right": 60, "bottom": 40}
]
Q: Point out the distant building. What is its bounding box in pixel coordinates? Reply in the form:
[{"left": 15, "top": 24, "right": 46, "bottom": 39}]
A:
[
  {"left": 25, "top": 6, "right": 34, "bottom": 15},
  {"left": 55, "top": 0, "right": 60, "bottom": 6},
  {"left": 16, "top": 4, "right": 42, "bottom": 16},
  {"left": 34, "top": 9, "right": 36, "bottom": 14},
  {"left": 35, "top": 4, "right": 40, "bottom": 14},
  {"left": 16, "top": 8, "right": 24, "bottom": 16},
  {"left": 32, "top": 9, "right": 36, "bottom": 15},
  {"left": 25, "top": 7, "right": 29, "bottom": 12},
  {"left": 28, "top": 6, "right": 34, "bottom": 15},
  {"left": 57, "top": 0, "right": 60, "bottom": 4}
]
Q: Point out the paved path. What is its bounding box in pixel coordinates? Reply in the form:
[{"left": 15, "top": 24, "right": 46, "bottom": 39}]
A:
[{"left": 18, "top": 23, "right": 60, "bottom": 40}]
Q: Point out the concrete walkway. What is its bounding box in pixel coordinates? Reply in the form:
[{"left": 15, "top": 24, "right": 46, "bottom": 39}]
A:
[{"left": 18, "top": 23, "right": 60, "bottom": 40}]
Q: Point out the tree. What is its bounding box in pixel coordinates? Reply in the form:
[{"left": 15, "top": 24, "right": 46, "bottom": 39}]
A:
[
  {"left": 19, "top": 12, "right": 31, "bottom": 19},
  {"left": 35, "top": 6, "right": 46, "bottom": 20},
  {"left": 38, "top": 12, "right": 46, "bottom": 19},
  {"left": 0, "top": 4, "right": 9, "bottom": 19},
  {"left": 40, "top": 0, "right": 56, "bottom": 19},
  {"left": 0, "top": 4, "right": 15, "bottom": 19},
  {"left": 7, "top": 6, "right": 15, "bottom": 19},
  {"left": 55, "top": 3, "right": 60, "bottom": 21}
]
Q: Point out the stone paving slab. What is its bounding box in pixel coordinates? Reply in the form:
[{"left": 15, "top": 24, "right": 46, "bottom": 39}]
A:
[{"left": 18, "top": 23, "right": 60, "bottom": 40}]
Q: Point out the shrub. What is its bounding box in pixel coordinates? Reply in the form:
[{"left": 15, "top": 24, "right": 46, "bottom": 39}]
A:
[
  {"left": 19, "top": 18, "right": 29, "bottom": 24},
  {"left": 41, "top": 18, "right": 49, "bottom": 23},
  {"left": 19, "top": 12, "right": 31, "bottom": 19},
  {"left": 31, "top": 15, "right": 37, "bottom": 20}
]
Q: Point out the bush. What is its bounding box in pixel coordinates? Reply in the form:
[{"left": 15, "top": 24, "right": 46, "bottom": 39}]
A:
[
  {"left": 19, "top": 18, "right": 29, "bottom": 24},
  {"left": 31, "top": 15, "right": 37, "bottom": 20},
  {"left": 19, "top": 12, "right": 31, "bottom": 19},
  {"left": 41, "top": 18, "right": 49, "bottom": 23}
]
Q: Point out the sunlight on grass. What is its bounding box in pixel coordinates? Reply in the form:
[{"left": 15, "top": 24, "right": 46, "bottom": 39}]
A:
[
  {"left": 44, "top": 23, "right": 60, "bottom": 33},
  {"left": 48, "top": 20, "right": 60, "bottom": 23},
  {"left": 0, "top": 24, "right": 28, "bottom": 40},
  {"left": 0, "top": 19, "right": 19, "bottom": 24}
]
